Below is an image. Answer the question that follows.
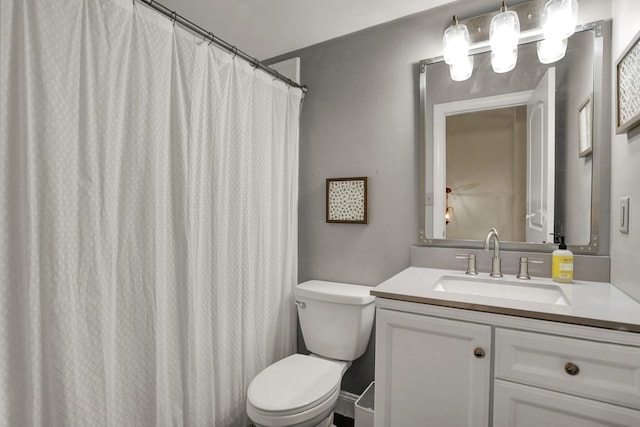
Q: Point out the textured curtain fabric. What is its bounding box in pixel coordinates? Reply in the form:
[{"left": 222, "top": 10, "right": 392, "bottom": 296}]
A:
[{"left": 0, "top": 0, "right": 301, "bottom": 425}]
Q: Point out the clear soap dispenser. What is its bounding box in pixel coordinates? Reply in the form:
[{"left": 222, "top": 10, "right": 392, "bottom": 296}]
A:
[{"left": 552, "top": 235, "right": 573, "bottom": 283}]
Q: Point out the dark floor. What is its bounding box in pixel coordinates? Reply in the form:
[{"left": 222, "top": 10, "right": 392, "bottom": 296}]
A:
[{"left": 333, "top": 413, "right": 355, "bottom": 427}]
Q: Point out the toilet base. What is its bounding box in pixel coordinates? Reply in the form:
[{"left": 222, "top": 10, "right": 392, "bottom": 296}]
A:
[{"left": 250, "top": 410, "right": 334, "bottom": 427}]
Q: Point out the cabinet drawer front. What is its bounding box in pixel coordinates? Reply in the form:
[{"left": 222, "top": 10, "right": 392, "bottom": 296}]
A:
[
  {"left": 494, "top": 380, "right": 640, "bottom": 427},
  {"left": 495, "top": 328, "right": 640, "bottom": 410}
]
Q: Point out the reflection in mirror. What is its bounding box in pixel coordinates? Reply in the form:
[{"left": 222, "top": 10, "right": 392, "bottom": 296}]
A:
[
  {"left": 446, "top": 106, "right": 527, "bottom": 242},
  {"left": 440, "top": 67, "right": 557, "bottom": 244},
  {"left": 421, "top": 25, "right": 602, "bottom": 249}
]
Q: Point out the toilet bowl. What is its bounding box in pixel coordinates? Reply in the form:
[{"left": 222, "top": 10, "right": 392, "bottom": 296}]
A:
[
  {"left": 246, "top": 354, "right": 350, "bottom": 427},
  {"left": 246, "top": 280, "right": 375, "bottom": 427}
]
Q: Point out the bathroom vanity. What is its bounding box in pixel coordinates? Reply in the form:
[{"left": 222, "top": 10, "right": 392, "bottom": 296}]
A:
[
  {"left": 371, "top": 267, "right": 640, "bottom": 427},
  {"left": 383, "top": 11, "right": 632, "bottom": 426}
]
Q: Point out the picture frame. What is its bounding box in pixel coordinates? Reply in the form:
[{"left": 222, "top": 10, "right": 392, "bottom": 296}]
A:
[
  {"left": 578, "top": 94, "right": 593, "bottom": 158},
  {"left": 326, "top": 177, "right": 368, "bottom": 224},
  {"left": 616, "top": 28, "right": 640, "bottom": 134}
]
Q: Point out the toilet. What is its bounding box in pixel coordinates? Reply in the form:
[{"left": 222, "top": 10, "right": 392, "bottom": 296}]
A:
[{"left": 246, "top": 280, "right": 376, "bottom": 427}]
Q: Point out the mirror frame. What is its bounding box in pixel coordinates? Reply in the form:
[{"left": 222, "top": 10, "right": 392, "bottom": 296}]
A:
[{"left": 418, "top": 20, "right": 611, "bottom": 255}]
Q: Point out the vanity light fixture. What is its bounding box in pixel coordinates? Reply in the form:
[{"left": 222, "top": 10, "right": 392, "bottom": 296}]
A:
[
  {"left": 537, "top": 37, "right": 568, "bottom": 63},
  {"left": 449, "top": 55, "right": 474, "bottom": 81},
  {"left": 442, "top": 15, "right": 473, "bottom": 81},
  {"left": 442, "top": 15, "right": 470, "bottom": 65},
  {"left": 443, "top": 0, "right": 579, "bottom": 81},
  {"left": 541, "top": 0, "right": 578, "bottom": 41},
  {"left": 537, "top": 0, "right": 578, "bottom": 63},
  {"left": 489, "top": 1, "right": 520, "bottom": 73}
]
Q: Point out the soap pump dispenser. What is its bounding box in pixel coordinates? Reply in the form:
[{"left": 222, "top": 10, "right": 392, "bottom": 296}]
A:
[{"left": 552, "top": 235, "right": 573, "bottom": 283}]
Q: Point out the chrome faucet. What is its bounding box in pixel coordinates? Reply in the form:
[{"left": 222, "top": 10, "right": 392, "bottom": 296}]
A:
[{"left": 483, "top": 228, "right": 502, "bottom": 277}]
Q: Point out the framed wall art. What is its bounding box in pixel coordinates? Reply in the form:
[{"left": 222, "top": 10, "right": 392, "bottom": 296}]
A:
[
  {"left": 578, "top": 93, "right": 593, "bottom": 158},
  {"left": 326, "top": 177, "right": 368, "bottom": 224},
  {"left": 616, "top": 28, "right": 640, "bottom": 134}
]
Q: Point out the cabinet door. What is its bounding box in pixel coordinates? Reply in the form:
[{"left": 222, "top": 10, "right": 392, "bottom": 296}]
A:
[
  {"left": 494, "top": 380, "right": 640, "bottom": 427},
  {"left": 374, "top": 308, "right": 491, "bottom": 427}
]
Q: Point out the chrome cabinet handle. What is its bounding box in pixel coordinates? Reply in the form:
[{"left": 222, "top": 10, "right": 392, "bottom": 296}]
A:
[
  {"left": 473, "top": 347, "right": 486, "bottom": 359},
  {"left": 294, "top": 300, "right": 306, "bottom": 309},
  {"left": 564, "top": 362, "right": 580, "bottom": 376}
]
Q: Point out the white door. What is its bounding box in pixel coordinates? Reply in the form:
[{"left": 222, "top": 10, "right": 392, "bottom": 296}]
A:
[
  {"left": 526, "top": 67, "right": 555, "bottom": 243},
  {"left": 374, "top": 308, "right": 491, "bottom": 427}
]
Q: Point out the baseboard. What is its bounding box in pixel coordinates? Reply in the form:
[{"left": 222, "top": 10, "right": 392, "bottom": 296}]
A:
[{"left": 334, "top": 390, "right": 358, "bottom": 419}]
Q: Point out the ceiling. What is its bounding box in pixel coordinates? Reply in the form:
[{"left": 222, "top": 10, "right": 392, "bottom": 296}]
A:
[{"left": 158, "top": 0, "right": 458, "bottom": 59}]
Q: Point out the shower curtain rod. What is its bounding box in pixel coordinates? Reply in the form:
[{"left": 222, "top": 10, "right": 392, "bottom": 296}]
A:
[{"left": 136, "top": 0, "right": 308, "bottom": 94}]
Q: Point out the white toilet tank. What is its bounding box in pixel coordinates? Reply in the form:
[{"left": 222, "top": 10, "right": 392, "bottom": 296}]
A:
[{"left": 295, "top": 280, "right": 376, "bottom": 361}]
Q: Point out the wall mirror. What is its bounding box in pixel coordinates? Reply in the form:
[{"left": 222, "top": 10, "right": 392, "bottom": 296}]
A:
[{"left": 419, "top": 20, "right": 611, "bottom": 254}]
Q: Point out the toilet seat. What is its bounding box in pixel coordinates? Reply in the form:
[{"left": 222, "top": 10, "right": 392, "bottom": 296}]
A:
[{"left": 247, "top": 354, "right": 348, "bottom": 426}]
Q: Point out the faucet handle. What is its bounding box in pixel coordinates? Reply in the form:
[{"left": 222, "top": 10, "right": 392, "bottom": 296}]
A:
[
  {"left": 517, "top": 256, "right": 544, "bottom": 280},
  {"left": 456, "top": 253, "right": 478, "bottom": 275}
]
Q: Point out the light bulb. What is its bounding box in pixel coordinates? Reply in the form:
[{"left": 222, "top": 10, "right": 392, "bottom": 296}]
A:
[
  {"left": 491, "top": 47, "right": 518, "bottom": 73},
  {"left": 537, "top": 37, "right": 568, "bottom": 63},
  {"left": 542, "top": 0, "right": 578, "bottom": 41},
  {"left": 449, "top": 55, "right": 474, "bottom": 81},
  {"left": 443, "top": 17, "right": 470, "bottom": 65},
  {"left": 490, "top": 8, "right": 520, "bottom": 55}
]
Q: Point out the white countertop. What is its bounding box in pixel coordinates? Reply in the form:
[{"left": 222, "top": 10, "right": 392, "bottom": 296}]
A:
[{"left": 372, "top": 267, "right": 640, "bottom": 333}]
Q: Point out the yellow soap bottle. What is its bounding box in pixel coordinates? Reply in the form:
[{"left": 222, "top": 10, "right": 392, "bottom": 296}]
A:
[{"left": 552, "top": 236, "right": 573, "bottom": 283}]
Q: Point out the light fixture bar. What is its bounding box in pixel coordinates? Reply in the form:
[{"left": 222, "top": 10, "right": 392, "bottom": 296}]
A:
[{"left": 456, "top": 0, "right": 547, "bottom": 46}]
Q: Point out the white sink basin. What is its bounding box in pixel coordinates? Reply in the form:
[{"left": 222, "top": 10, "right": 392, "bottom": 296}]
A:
[{"left": 431, "top": 275, "right": 571, "bottom": 306}]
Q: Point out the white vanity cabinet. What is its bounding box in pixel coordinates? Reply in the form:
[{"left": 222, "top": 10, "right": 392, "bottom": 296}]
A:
[
  {"left": 373, "top": 300, "right": 640, "bottom": 427},
  {"left": 374, "top": 308, "right": 492, "bottom": 427}
]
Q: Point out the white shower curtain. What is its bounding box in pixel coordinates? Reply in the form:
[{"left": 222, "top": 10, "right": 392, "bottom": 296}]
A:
[{"left": 0, "top": 0, "right": 301, "bottom": 425}]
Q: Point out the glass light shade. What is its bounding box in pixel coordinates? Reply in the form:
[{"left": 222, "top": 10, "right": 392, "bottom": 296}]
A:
[
  {"left": 542, "top": 0, "right": 579, "bottom": 41},
  {"left": 449, "top": 55, "right": 474, "bottom": 81},
  {"left": 443, "top": 23, "right": 470, "bottom": 65},
  {"left": 490, "top": 10, "right": 520, "bottom": 54},
  {"left": 537, "top": 37, "right": 568, "bottom": 63},
  {"left": 491, "top": 47, "right": 518, "bottom": 73}
]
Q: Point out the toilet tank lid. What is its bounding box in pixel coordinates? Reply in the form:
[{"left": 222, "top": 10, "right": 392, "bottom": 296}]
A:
[{"left": 295, "top": 280, "right": 375, "bottom": 305}]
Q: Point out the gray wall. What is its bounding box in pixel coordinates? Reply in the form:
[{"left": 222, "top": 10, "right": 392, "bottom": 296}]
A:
[
  {"left": 610, "top": 0, "right": 640, "bottom": 303},
  {"left": 269, "top": 0, "right": 612, "bottom": 395}
]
